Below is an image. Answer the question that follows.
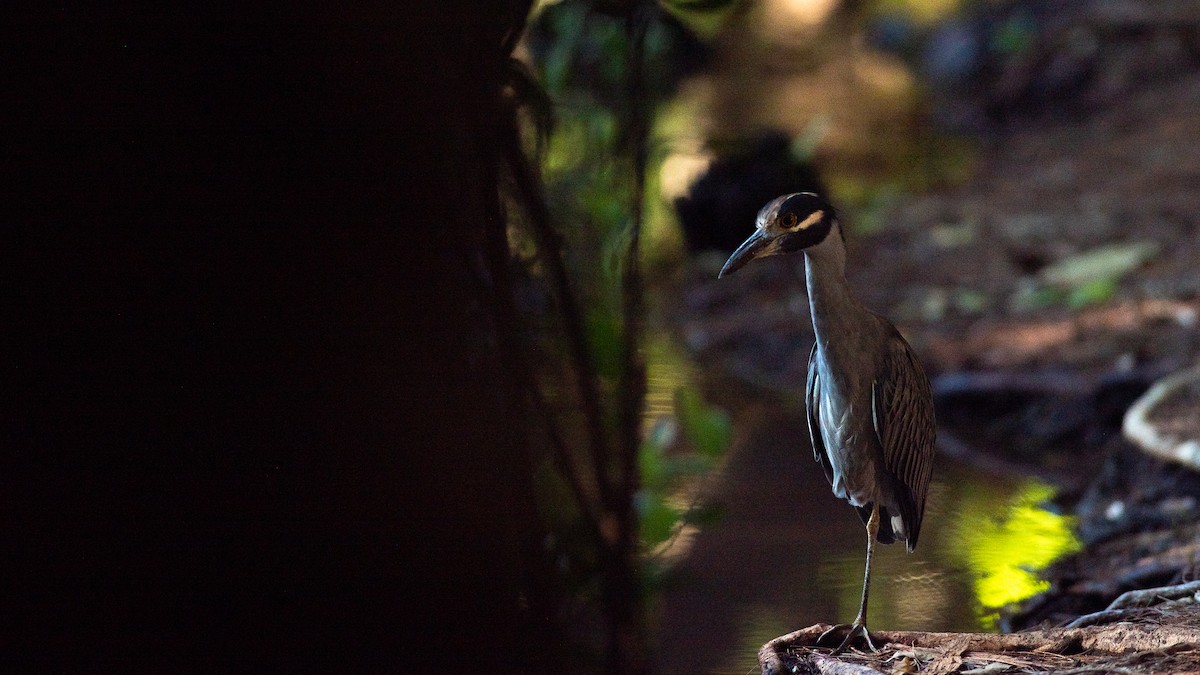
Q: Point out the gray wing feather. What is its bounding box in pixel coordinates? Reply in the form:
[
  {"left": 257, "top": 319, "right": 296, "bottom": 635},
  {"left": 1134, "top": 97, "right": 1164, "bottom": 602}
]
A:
[
  {"left": 870, "top": 330, "right": 936, "bottom": 549},
  {"left": 806, "top": 343, "right": 834, "bottom": 485}
]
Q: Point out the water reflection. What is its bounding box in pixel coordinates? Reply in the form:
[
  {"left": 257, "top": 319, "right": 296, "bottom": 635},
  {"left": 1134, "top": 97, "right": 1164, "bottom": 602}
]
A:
[
  {"left": 643, "top": 331, "right": 697, "bottom": 426},
  {"left": 817, "top": 465, "right": 1080, "bottom": 635},
  {"left": 943, "top": 481, "right": 1081, "bottom": 627}
]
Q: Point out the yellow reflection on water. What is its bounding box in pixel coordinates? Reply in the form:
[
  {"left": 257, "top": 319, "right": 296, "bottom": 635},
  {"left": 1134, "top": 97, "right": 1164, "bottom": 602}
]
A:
[
  {"left": 813, "top": 464, "right": 1081, "bottom": 636},
  {"left": 642, "top": 332, "right": 693, "bottom": 425},
  {"left": 945, "top": 480, "right": 1081, "bottom": 627}
]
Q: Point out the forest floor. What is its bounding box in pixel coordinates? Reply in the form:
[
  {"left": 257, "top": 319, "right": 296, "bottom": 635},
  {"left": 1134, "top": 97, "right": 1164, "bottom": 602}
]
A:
[{"left": 672, "top": 59, "right": 1200, "bottom": 675}]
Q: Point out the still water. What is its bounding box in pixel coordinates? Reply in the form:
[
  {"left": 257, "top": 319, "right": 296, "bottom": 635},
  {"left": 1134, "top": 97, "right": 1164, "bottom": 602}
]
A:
[{"left": 645, "top": 333, "right": 1080, "bottom": 674}]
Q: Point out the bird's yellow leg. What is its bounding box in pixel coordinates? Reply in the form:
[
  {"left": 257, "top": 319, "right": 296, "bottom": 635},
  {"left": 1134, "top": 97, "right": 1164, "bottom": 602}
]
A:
[{"left": 818, "top": 503, "right": 881, "bottom": 654}]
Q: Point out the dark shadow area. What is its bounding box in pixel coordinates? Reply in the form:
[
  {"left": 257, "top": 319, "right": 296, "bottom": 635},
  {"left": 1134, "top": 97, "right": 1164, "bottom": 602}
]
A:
[{"left": 5, "top": 5, "right": 546, "bottom": 670}]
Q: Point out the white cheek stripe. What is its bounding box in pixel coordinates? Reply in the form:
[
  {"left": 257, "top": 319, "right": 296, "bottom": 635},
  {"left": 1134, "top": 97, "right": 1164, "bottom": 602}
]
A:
[{"left": 792, "top": 209, "right": 824, "bottom": 231}]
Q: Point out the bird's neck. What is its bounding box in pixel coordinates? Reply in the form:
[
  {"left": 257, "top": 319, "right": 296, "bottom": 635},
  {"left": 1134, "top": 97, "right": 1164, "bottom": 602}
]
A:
[{"left": 803, "top": 224, "right": 869, "bottom": 351}]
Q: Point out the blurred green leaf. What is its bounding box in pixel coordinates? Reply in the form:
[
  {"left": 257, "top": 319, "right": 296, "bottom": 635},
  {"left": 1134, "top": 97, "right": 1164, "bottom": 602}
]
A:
[
  {"left": 587, "top": 310, "right": 624, "bottom": 380},
  {"left": 639, "top": 440, "right": 666, "bottom": 490},
  {"left": 1067, "top": 277, "right": 1117, "bottom": 309},
  {"left": 639, "top": 418, "right": 677, "bottom": 491},
  {"left": 641, "top": 445, "right": 716, "bottom": 493},
  {"left": 953, "top": 287, "right": 989, "bottom": 316},
  {"left": 1039, "top": 241, "right": 1159, "bottom": 287},
  {"left": 919, "top": 287, "right": 949, "bottom": 322},
  {"left": 600, "top": 212, "right": 632, "bottom": 284},
  {"left": 930, "top": 221, "right": 979, "bottom": 249},
  {"left": 1008, "top": 282, "right": 1068, "bottom": 314},
  {"left": 1034, "top": 287, "right": 1065, "bottom": 307},
  {"left": 658, "top": 0, "right": 740, "bottom": 40},
  {"left": 639, "top": 492, "right": 681, "bottom": 546},
  {"left": 675, "top": 386, "right": 731, "bottom": 458}
]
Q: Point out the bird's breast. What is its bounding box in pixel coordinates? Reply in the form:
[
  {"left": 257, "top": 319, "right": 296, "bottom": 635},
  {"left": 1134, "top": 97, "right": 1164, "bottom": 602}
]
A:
[{"left": 818, "top": 384, "right": 880, "bottom": 507}]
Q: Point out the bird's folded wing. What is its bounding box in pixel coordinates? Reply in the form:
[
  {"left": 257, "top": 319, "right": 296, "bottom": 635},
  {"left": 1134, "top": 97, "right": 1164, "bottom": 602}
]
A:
[{"left": 871, "top": 332, "right": 936, "bottom": 547}]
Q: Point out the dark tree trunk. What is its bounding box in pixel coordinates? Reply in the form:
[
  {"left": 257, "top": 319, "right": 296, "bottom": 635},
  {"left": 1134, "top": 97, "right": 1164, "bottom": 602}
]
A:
[{"left": 6, "top": 4, "right": 545, "bottom": 670}]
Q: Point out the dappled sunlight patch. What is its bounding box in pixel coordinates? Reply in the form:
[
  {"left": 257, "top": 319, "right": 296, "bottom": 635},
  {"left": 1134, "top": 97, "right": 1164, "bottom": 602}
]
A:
[{"left": 946, "top": 481, "right": 1081, "bottom": 627}]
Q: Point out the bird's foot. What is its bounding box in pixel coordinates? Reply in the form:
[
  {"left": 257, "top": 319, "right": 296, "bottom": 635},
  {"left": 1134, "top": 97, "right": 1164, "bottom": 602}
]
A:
[{"left": 816, "top": 620, "right": 879, "bottom": 655}]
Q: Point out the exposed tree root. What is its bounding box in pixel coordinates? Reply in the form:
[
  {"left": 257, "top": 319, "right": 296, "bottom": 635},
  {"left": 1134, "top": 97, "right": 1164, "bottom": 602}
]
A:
[
  {"left": 760, "top": 608, "right": 1200, "bottom": 675},
  {"left": 1123, "top": 365, "right": 1200, "bottom": 471},
  {"left": 1066, "top": 580, "right": 1200, "bottom": 628}
]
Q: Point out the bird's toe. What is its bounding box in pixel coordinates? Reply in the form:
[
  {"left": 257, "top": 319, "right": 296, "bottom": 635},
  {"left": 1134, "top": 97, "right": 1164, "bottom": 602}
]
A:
[{"left": 820, "top": 621, "right": 879, "bottom": 655}]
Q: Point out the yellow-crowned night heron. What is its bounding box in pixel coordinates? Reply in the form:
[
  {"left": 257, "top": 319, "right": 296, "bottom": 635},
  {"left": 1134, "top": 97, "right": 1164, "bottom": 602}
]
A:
[{"left": 719, "top": 192, "right": 936, "bottom": 654}]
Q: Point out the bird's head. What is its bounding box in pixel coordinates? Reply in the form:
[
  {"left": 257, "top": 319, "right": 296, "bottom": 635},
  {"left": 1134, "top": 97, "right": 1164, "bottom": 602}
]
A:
[{"left": 718, "top": 192, "right": 838, "bottom": 278}]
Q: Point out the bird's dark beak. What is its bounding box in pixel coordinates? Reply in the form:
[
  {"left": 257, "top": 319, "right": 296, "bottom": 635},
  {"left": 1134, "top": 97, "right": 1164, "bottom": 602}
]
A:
[{"left": 719, "top": 229, "right": 772, "bottom": 278}]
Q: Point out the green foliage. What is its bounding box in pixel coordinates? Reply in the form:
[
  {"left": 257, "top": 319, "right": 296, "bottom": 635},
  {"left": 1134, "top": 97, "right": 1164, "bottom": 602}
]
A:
[
  {"left": 514, "top": 1, "right": 735, "bottom": 663},
  {"left": 638, "top": 420, "right": 675, "bottom": 491},
  {"left": 991, "top": 9, "right": 1037, "bottom": 56},
  {"left": 952, "top": 287, "right": 989, "bottom": 316},
  {"left": 587, "top": 309, "right": 625, "bottom": 380},
  {"left": 636, "top": 385, "right": 730, "bottom": 549},
  {"left": 658, "top": 0, "right": 741, "bottom": 41},
  {"left": 1067, "top": 278, "right": 1117, "bottom": 309},
  {"left": 675, "top": 385, "right": 731, "bottom": 459},
  {"left": 1038, "top": 241, "right": 1159, "bottom": 288},
  {"left": 1010, "top": 241, "right": 1158, "bottom": 312},
  {"left": 1008, "top": 282, "right": 1068, "bottom": 313},
  {"left": 843, "top": 182, "right": 903, "bottom": 236},
  {"left": 638, "top": 490, "right": 680, "bottom": 546},
  {"left": 532, "top": 0, "right": 731, "bottom": 107}
]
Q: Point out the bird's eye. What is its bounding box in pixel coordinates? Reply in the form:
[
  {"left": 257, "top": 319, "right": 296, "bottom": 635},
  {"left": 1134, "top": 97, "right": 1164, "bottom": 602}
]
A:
[{"left": 782, "top": 212, "right": 798, "bottom": 228}]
